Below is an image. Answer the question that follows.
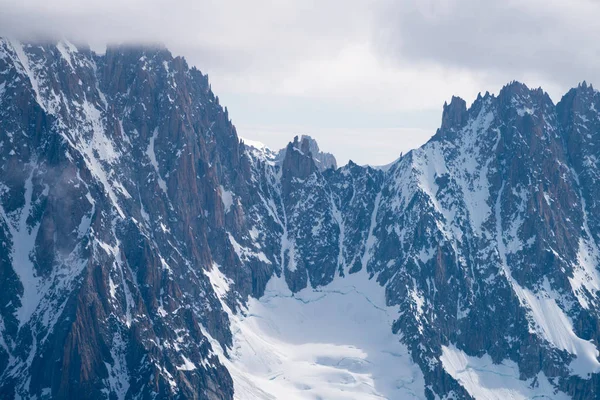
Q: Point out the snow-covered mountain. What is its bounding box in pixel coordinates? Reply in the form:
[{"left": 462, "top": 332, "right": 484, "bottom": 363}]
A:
[{"left": 1, "top": 39, "right": 600, "bottom": 400}]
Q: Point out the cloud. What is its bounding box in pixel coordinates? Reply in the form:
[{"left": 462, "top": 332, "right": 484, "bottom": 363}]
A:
[
  {"left": 2, "top": 0, "right": 593, "bottom": 105},
  {"left": 0, "top": 0, "right": 369, "bottom": 70},
  {"left": 0, "top": 0, "right": 598, "bottom": 164},
  {"left": 376, "top": 0, "right": 600, "bottom": 96}
]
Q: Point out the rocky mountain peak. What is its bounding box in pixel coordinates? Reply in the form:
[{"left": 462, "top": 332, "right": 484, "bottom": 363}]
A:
[
  {"left": 273, "top": 134, "right": 337, "bottom": 172},
  {"left": 440, "top": 95, "right": 468, "bottom": 131},
  {"left": 497, "top": 80, "right": 553, "bottom": 112},
  {"left": 299, "top": 135, "right": 337, "bottom": 171},
  {"left": 280, "top": 135, "right": 318, "bottom": 194}
]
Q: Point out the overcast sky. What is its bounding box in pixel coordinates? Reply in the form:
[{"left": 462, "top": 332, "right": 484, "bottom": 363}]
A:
[{"left": 1, "top": 0, "right": 599, "bottom": 165}]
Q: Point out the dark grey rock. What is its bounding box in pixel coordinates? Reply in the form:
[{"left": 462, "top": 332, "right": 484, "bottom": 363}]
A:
[{"left": 1, "top": 38, "right": 600, "bottom": 400}]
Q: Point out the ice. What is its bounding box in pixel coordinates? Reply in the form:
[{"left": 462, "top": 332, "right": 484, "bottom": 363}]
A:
[{"left": 409, "top": 282, "right": 426, "bottom": 332}]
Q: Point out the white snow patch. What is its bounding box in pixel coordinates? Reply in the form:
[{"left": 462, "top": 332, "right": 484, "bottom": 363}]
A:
[
  {"left": 279, "top": 201, "right": 298, "bottom": 272},
  {"left": 157, "top": 305, "right": 167, "bottom": 317},
  {"left": 96, "top": 236, "right": 134, "bottom": 327},
  {"left": 177, "top": 355, "right": 197, "bottom": 371},
  {"left": 516, "top": 107, "right": 535, "bottom": 116},
  {"left": 204, "top": 263, "right": 233, "bottom": 302},
  {"left": 330, "top": 195, "right": 346, "bottom": 272},
  {"left": 58, "top": 98, "right": 126, "bottom": 218},
  {"left": 412, "top": 143, "right": 463, "bottom": 242},
  {"left": 109, "top": 276, "right": 117, "bottom": 299},
  {"left": 418, "top": 247, "right": 436, "bottom": 264},
  {"left": 515, "top": 284, "right": 600, "bottom": 377},
  {"left": 455, "top": 109, "right": 496, "bottom": 234},
  {"left": 76, "top": 197, "right": 94, "bottom": 239},
  {"left": 361, "top": 190, "right": 382, "bottom": 271},
  {"left": 0, "top": 81, "right": 6, "bottom": 103},
  {"left": 240, "top": 136, "right": 278, "bottom": 165},
  {"left": 220, "top": 185, "right": 234, "bottom": 213},
  {"left": 10, "top": 41, "right": 48, "bottom": 112},
  {"left": 410, "top": 286, "right": 426, "bottom": 323},
  {"left": 105, "top": 330, "right": 131, "bottom": 400},
  {"left": 249, "top": 227, "right": 260, "bottom": 241},
  {"left": 240, "top": 137, "right": 269, "bottom": 150},
  {"left": 159, "top": 255, "right": 173, "bottom": 274},
  {"left": 56, "top": 41, "right": 75, "bottom": 69},
  {"left": 228, "top": 233, "right": 271, "bottom": 265},
  {"left": 146, "top": 128, "right": 168, "bottom": 195},
  {"left": 441, "top": 344, "right": 569, "bottom": 400},
  {"left": 0, "top": 169, "right": 43, "bottom": 326},
  {"left": 570, "top": 238, "right": 600, "bottom": 310}
]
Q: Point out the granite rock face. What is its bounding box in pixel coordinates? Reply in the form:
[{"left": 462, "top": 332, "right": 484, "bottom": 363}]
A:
[
  {"left": 298, "top": 135, "right": 337, "bottom": 171},
  {"left": 274, "top": 134, "right": 337, "bottom": 172},
  {"left": 0, "top": 39, "right": 247, "bottom": 400},
  {"left": 1, "top": 39, "right": 600, "bottom": 399}
]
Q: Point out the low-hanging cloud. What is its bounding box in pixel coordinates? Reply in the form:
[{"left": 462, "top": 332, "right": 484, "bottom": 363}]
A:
[
  {"left": 1, "top": 0, "right": 598, "bottom": 164},
  {"left": 3, "top": 0, "right": 595, "bottom": 103}
]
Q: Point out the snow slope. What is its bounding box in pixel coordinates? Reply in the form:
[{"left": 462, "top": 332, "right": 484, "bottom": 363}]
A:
[
  {"left": 441, "top": 345, "right": 570, "bottom": 400},
  {"left": 219, "top": 269, "right": 426, "bottom": 399}
]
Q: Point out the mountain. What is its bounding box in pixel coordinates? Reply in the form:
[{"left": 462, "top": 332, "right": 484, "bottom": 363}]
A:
[
  {"left": 273, "top": 135, "right": 337, "bottom": 172},
  {"left": 1, "top": 39, "right": 600, "bottom": 400}
]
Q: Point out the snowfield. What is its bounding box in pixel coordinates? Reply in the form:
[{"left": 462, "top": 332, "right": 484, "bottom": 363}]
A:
[
  {"left": 441, "top": 345, "right": 570, "bottom": 400},
  {"left": 216, "top": 268, "right": 425, "bottom": 399}
]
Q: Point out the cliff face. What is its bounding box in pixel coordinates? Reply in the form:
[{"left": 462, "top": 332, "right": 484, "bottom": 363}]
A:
[
  {"left": 0, "top": 39, "right": 251, "bottom": 399},
  {"left": 1, "top": 39, "right": 600, "bottom": 400}
]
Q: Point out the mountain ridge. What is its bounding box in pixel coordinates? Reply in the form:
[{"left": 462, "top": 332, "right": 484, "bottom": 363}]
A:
[{"left": 1, "top": 38, "right": 600, "bottom": 399}]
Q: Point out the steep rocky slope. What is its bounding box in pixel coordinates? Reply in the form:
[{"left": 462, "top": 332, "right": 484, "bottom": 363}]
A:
[{"left": 1, "top": 39, "right": 600, "bottom": 399}]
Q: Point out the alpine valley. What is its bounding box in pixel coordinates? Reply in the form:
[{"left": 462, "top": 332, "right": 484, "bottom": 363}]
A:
[{"left": 1, "top": 39, "right": 600, "bottom": 400}]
